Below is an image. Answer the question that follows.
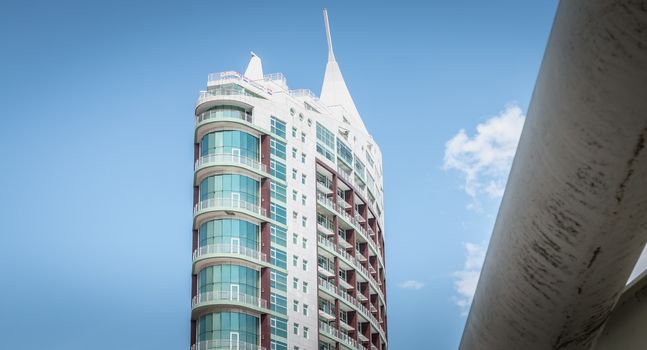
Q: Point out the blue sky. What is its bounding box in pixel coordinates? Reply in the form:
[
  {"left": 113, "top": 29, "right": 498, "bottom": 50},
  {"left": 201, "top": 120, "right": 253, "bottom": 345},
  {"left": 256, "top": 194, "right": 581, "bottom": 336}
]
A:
[{"left": 0, "top": 0, "right": 558, "bottom": 348}]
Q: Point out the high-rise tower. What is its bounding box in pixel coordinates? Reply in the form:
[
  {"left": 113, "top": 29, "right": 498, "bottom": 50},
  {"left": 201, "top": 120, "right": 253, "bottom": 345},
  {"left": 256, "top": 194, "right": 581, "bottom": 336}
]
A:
[{"left": 190, "top": 10, "right": 387, "bottom": 350}]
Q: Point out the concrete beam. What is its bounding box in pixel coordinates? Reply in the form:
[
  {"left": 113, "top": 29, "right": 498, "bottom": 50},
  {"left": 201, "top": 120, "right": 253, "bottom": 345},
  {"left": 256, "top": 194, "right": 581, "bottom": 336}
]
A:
[{"left": 460, "top": 1, "right": 647, "bottom": 349}]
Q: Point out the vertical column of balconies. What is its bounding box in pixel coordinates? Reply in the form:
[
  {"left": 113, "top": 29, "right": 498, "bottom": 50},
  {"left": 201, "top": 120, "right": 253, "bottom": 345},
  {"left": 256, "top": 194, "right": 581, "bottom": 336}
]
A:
[{"left": 259, "top": 135, "right": 272, "bottom": 350}]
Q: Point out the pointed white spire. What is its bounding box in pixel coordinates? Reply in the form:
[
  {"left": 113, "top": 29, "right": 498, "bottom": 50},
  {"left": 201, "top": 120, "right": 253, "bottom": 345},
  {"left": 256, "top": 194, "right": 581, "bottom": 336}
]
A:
[
  {"left": 320, "top": 9, "right": 368, "bottom": 135},
  {"left": 244, "top": 51, "right": 263, "bottom": 81}
]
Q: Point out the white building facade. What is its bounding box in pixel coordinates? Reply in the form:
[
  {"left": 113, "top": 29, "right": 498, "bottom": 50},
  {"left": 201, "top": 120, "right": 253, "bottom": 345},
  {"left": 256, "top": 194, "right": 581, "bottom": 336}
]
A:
[{"left": 190, "top": 10, "right": 387, "bottom": 350}]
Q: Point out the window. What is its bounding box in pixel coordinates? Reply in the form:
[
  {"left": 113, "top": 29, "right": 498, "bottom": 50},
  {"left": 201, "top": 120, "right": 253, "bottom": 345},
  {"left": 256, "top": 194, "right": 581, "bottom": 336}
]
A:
[
  {"left": 301, "top": 174, "right": 306, "bottom": 185},
  {"left": 271, "top": 225, "right": 286, "bottom": 247},
  {"left": 292, "top": 233, "right": 298, "bottom": 245},
  {"left": 292, "top": 169, "right": 297, "bottom": 180},
  {"left": 302, "top": 259, "right": 308, "bottom": 271},
  {"left": 316, "top": 122, "right": 335, "bottom": 162},
  {"left": 301, "top": 153, "right": 306, "bottom": 164},
  {"left": 270, "top": 182, "right": 286, "bottom": 203},
  {"left": 302, "top": 282, "right": 308, "bottom": 293},
  {"left": 292, "top": 147, "right": 297, "bottom": 159},
  {"left": 292, "top": 190, "right": 297, "bottom": 201},
  {"left": 303, "top": 327, "right": 309, "bottom": 339},
  {"left": 307, "top": 118, "right": 312, "bottom": 127},
  {"left": 271, "top": 270, "right": 287, "bottom": 292},
  {"left": 270, "top": 247, "right": 287, "bottom": 269},
  {"left": 303, "top": 304, "right": 309, "bottom": 316},
  {"left": 301, "top": 195, "right": 306, "bottom": 206},
  {"left": 293, "top": 323, "right": 299, "bottom": 335},
  {"left": 293, "top": 277, "right": 298, "bottom": 289},
  {"left": 298, "top": 113, "right": 304, "bottom": 121},
  {"left": 301, "top": 132, "right": 306, "bottom": 142},
  {"left": 271, "top": 293, "right": 287, "bottom": 315},
  {"left": 271, "top": 316, "right": 288, "bottom": 339},
  {"left": 302, "top": 238, "right": 307, "bottom": 249},
  {"left": 271, "top": 116, "right": 286, "bottom": 138},
  {"left": 290, "top": 108, "right": 295, "bottom": 116},
  {"left": 292, "top": 255, "right": 298, "bottom": 267},
  {"left": 294, "top": 347, "right": 299, "bottom": 350},
  {"left": 292, "top": 211, "right": 298, "bottom": 220},
  {"left": 270, "top": 139, "right": 286, "bottom": 160},
  {"left": 293, "top": 300, "right": 299, "bottom": 312},
  {"left": 270, "top": 203, "right": 286, "bottom": 224},
  {"left": 270, "top": 159, "right": 286, "bottom": 181},
  {"left": 291, "top": 127, "right": 297, "bottom": 138},
  {"left": 301, "top": 216, "right": 307, "bottom": 228},
  {"left": 337, "top": 139, "right": 353, "bottom": 166}
]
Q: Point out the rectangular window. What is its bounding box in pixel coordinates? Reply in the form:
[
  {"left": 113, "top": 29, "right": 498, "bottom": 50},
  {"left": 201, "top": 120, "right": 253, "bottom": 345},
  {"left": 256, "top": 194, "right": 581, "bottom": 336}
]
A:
[
  {"left": 270, "top": 138, "right": 287, "bottom": 160},
  {"left": 271, "top": 341, "right": 287, "bottom": 350},
  {"left": 355, "top": 156, "right": 366, "bottom": 180},
  {"left": 303, "top": 304, "right": 308, "bottom": 316},
  {"left": 301, "top": 216, "right": 307, "bottom": 228},
  {"left": 271, "top": 116, "right": 286, "bottom": 138},
  {"left": 292, "top": 255, "right": 298, "bottom": 267},
  {"left": 270, "top": 247, "right": 287, "bottom": 269},
  {"left": 270, "top": 181, "right": 286, "bottom": 203},
  {"left": 270, "top": 225, "right": 286, "bottom": 247},
  {"left": 301, "top": 153, "right": 306, "bottom": 164},
  {"left": 270, "top": 270, "right": 287, "bottom": 292},
  {"left": 302, "top": 281, "right": 308, "bottom": 293},
  {"left": 292, "top": 233, "right": 298, "bottom": 245},
  {"left": 301, "top": 174, "right": 306, "bottom": 185},
  {"left": 292, "top": 190, "right": 297, "bottom": 201},
  {"left": 366, "top": 150, "right": 375, "bottom": 168},
  {"left": 302, "top": 259, "right": 308, "bottom": 271},
  {"left": 301, "top": 195, "right": 306, "bottom": 206},
  {"left": 293, "top": 323, "right": 299, "bottom": 335},
  {"left": 292, "top": 147, "right": 297, "bottom": 159},
  {"left": 316, "top": 122, "right": 335, "bottom": 161},
  {"left": 337, "top": 139, "right": 353, "bottom": 166},
  {"left": 270, "top": 159, "right": 286, "bottom": 181},
  {"left": 292, "top": 211, "right": 298, "bottom": 220},
  {"left": 292, "top": 169, "right": 297, "bottom": 180},
  {"left": 270, "top": 203, "right": 287, "bottom": 224},
  {"left": 302, "top": 238, "right": 307, "bottom": 249},
  {"left": 271, "top": 316, "right": 288, "bottom": 339},
  {"left": 293, "top": 300, "right": 299, "bottom": 312},
  {"left": 303, "top": 327, "right": 309, "bottom": 339},
  {"left": 291, "top": 127, "right": 297, "bottom": 138},
  {"left": 300, "top": 132, "right": 306, "bottom": 142},
  {"left": 293, "top": 277, "right": 299, "bottom": 289},
  {"left": 271, "top": 293, "right": 287, "bottom": 315}
]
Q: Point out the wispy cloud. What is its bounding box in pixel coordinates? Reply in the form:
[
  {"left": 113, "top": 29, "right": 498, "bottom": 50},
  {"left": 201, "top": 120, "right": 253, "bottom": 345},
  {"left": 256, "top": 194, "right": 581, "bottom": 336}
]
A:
[
  {"left": 453, "top": 242, "right": 486, "bottom": 315},
  {"left": 398, "top": 279, "right": 425, "bottom": 290},
  {"left": 443, "top": 103, "right": 525, "bottom": 208}
]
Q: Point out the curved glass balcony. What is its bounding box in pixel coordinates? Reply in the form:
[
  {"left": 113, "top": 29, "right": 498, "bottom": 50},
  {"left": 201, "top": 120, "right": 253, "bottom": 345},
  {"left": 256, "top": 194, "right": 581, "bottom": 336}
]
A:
[{"left": 192, "top": 291, "right": 268, "bottom": 313}]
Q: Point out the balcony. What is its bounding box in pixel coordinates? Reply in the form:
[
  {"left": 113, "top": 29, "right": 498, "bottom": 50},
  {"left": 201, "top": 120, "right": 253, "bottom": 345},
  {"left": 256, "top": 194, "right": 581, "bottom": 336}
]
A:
[
  {"left": 319, "top": 307, "right": 336, "bottom": 321},
  {"left": 319, "top": 323, "right": 360, "bottom": 350},
  {"left": 192, "top": 291, "right": 268, "bottom": 314},
  {"left": 193, "top": 244, "right": 268, "bottom": 272},
  {"left": 339, "top": 277, "right": 354, "bottom": 291},
  {"left": 338, "top": 233, "right": 352, "bottom": 249},
  {"left": 317, "top": 175, "right": 334, "bottom": 195},
  {"left": 192, "top": 339, "right": 266, "bottom": 350},
  {"left": 338, "top": 195, "right": 352, "bottom": 209},
  {"left": 195, "top": 153, "right": 267, "bottom": 176},
  {"left": 358, "top": 333, "right": 369, "bottom": 342},
  {"left": 318, "top": 263, "right": 335, "bottom": 278},
  {"left": 340, "top": 318, "right": 355, "bottom": 331},
  {"left": 194, "top": 197, "right": 267, "bottom": 223}
]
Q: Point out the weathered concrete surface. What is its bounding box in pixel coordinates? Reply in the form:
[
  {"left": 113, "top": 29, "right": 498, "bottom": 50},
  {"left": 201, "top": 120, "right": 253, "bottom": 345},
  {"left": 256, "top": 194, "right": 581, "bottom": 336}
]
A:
[
  {"left": 459, "top": 0, "right": 647, "bottom": 349},
  {"left": 594, "top": 272, "right": 647, "bottom": 350}
]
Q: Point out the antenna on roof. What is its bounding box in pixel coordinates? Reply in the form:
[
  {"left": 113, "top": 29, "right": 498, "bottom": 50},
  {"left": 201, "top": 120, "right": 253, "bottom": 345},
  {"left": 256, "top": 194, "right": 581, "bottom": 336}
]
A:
[{"left": 323, "top": 8, "right": 336, "bottom": 62}]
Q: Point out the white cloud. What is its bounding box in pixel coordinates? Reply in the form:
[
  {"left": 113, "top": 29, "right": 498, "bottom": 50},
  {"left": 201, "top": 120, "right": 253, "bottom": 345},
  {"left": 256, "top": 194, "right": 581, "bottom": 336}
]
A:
[
  {"left": 453, "top": 243, "right": 487, "bottom": 315},
  {"left": 443, "top": 103, "right": 525, "bottom": 206},
  {"left": 398, "top": 279, "right": 425, "bottom": 290}
]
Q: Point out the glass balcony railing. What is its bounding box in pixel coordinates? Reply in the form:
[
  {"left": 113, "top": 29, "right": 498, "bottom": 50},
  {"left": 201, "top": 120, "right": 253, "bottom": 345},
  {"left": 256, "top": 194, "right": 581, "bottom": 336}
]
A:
[
  {"left": 193, "top": 244, "right": 268, "bottom": 264},
  {"left": 194, "top": 196, "right": 267, "bottom": 218},
  {"left": 192, "top": 339, "right": 266, "bottom": 350},
  {"left": 192, "top": 291, "right": 267, "bottom": 311},
  {"left": 195, "top": 153, "right": 266, "bottom": 174}
]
